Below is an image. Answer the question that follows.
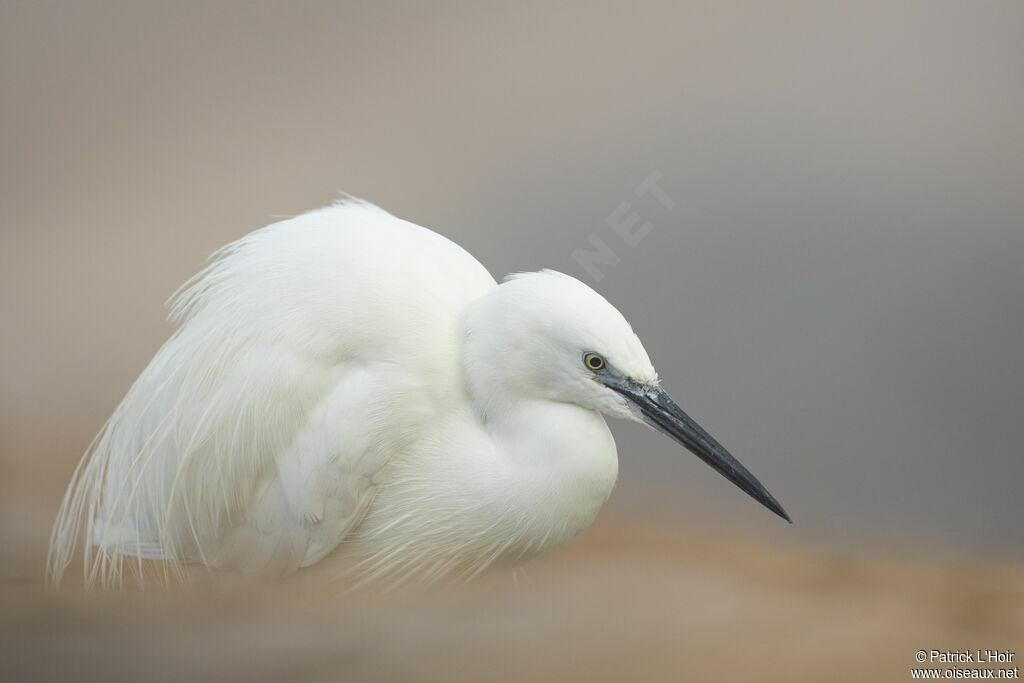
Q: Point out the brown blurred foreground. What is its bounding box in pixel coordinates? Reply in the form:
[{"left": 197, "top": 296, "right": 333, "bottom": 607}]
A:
[{"left": 3, "top": 520, "right": 1021, "bottom": 683}]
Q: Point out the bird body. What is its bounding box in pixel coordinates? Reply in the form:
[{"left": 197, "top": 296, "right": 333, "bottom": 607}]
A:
[{"left": 49, "top": 199, "right": 787, "bottom": 590}]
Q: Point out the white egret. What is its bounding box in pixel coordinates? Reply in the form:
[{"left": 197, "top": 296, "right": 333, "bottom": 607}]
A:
[{"left": 48, "top": 199, "right": 788, "bottom": 590}]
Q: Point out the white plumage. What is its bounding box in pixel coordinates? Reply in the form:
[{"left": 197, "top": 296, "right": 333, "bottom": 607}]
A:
[{"left": 48, "top": 199, "right": 787, "bottom": 590}]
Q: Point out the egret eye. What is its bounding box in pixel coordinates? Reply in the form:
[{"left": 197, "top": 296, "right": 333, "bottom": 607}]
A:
[{"left": 584, "top": 352, "right": 606, "bottom": 371}]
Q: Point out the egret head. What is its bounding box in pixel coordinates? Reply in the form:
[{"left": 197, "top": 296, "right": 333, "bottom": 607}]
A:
[{"left": 463, "top": 269, "right": 789, "bottom": 522}]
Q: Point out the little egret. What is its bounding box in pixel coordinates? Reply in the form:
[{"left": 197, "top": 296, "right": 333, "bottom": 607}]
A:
[{"left": 48, "top": 199, "right": 788, "bottom": 589}]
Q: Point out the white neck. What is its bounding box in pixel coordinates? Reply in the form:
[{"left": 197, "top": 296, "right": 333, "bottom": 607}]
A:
[{"left": 481, "top": 398, "right": 619, "bottom": 557}]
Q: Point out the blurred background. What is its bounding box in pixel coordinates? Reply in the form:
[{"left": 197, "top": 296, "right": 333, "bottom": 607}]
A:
[{"left": 1, "top": 1, "right": 1021, "bottom": 681}]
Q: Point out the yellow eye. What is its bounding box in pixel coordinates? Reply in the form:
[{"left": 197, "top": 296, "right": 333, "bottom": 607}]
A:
[{"left": 584, "top": 352, "right": 606, "bottom": 371}]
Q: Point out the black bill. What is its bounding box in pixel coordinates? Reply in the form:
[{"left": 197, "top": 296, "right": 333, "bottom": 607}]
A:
[{"left": 609, "top": 381, "right": 791, "bottom": 523}]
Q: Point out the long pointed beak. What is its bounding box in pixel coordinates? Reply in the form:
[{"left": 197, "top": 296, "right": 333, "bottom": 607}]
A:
[{"left": 609, "top": 381, "right": 791, "bottom": 523}]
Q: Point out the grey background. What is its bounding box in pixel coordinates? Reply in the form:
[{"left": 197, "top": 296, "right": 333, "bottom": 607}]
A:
[{"left": 2, "top": 0, "right": 1022, "bottom": 583}]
